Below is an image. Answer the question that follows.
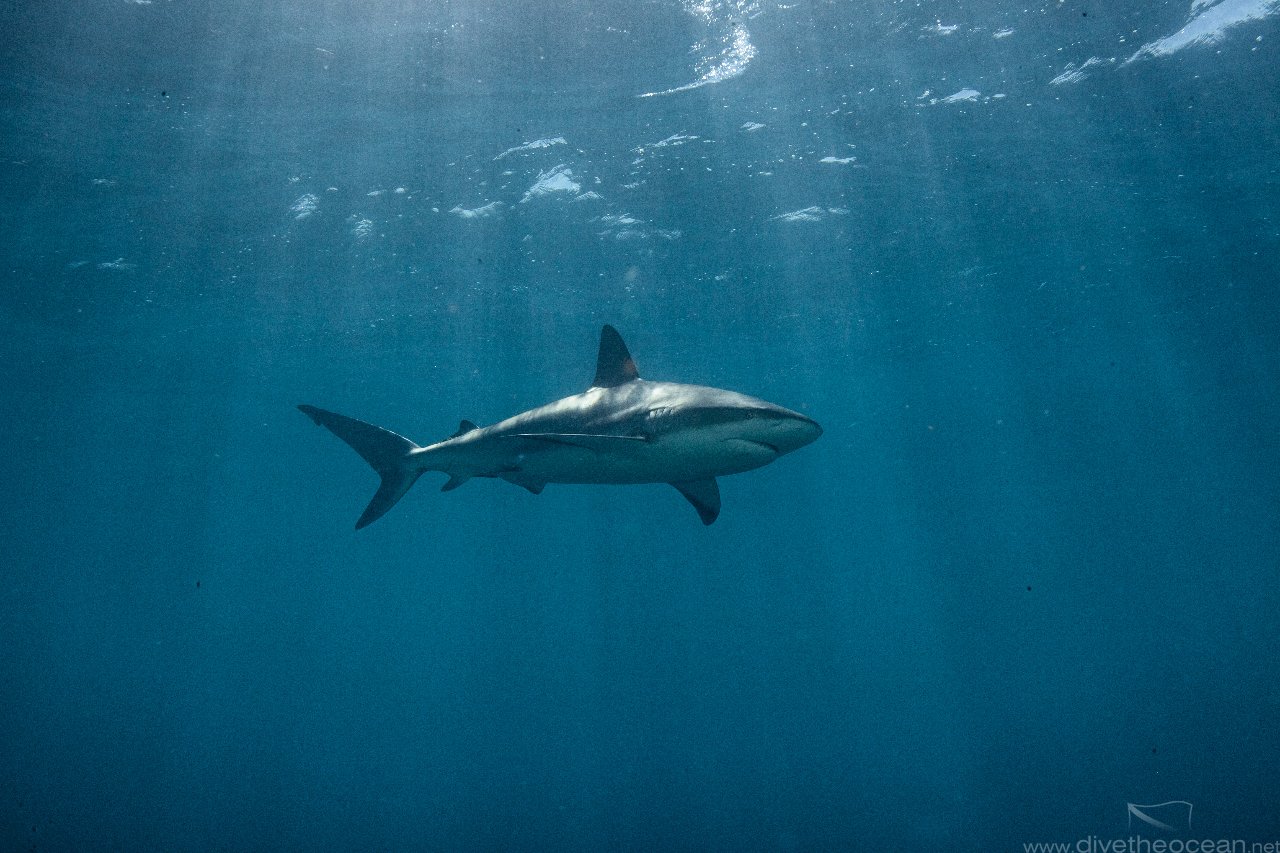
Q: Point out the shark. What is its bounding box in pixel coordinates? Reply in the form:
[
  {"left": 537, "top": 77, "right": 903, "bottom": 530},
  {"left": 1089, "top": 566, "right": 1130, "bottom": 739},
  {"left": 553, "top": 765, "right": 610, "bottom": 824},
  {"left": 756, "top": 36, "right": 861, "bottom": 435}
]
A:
[{"left": 299, "top": 325, "right": 821, "bottom": 527}]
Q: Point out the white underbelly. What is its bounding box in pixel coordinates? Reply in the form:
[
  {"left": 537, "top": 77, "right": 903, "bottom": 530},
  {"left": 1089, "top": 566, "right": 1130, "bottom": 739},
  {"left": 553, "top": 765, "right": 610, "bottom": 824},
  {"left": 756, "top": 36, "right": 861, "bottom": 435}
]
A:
[{"left": 515, "top": 437, "right": 777, "bottom": 484}]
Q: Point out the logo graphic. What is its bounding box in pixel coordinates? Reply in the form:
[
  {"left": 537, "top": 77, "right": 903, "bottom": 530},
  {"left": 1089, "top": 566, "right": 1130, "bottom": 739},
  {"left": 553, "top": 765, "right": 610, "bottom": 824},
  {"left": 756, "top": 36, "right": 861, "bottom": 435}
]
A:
[{"left": 1126, "top": 801, "right": 1193, "bottom": 833}]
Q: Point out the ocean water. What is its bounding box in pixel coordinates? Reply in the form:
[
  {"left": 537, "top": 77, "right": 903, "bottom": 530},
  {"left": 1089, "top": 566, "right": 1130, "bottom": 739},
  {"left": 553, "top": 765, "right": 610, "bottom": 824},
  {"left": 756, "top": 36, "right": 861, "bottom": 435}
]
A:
[{"left": 2, "top": 0, "right": 1279, "bottom": 850}]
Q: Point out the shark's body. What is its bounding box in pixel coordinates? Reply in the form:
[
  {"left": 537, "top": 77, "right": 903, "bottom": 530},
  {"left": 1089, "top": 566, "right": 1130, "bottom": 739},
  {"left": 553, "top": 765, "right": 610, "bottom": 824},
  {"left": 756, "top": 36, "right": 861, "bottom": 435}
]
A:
[{"left": 300, "top": 325, "right": 821, "bottom": 527}]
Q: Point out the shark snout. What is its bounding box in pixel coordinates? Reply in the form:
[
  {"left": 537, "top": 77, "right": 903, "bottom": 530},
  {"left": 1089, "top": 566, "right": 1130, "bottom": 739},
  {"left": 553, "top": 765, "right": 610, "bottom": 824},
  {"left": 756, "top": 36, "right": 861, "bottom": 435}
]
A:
[
  {"left": 741, "top": 407, "right": 822, "bottom": 455},
  {"left": 774, "top": 411, "right": 823, "bottom": 453}
]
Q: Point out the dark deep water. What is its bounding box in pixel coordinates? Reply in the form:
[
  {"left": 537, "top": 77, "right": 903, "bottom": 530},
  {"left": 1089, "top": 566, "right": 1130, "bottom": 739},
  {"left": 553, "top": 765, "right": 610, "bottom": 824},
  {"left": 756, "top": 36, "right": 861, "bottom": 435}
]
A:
[{"left": 2, "top": 0, "right": 1279, "bottom": 850}]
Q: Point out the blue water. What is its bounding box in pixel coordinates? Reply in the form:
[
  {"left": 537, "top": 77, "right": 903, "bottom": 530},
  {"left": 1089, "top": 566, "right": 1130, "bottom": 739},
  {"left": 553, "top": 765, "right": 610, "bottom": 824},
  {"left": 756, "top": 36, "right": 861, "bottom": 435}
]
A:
[{"left": 3, "top": 1, "right": 1279, "bottom": 850}]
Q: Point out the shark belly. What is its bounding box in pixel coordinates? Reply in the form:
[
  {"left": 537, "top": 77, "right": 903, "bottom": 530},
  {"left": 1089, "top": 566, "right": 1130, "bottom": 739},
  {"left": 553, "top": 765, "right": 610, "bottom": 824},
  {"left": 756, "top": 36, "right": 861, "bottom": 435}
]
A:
[{"left": 505, "top": 433, "right": 778, "bottom": 485}]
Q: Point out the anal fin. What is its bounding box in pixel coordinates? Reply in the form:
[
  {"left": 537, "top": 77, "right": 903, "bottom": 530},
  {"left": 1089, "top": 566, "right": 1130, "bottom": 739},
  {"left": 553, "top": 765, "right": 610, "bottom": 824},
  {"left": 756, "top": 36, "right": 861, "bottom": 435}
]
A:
[
  {"left": 441, "top": 474, "right": 471, "bottom": 492},
  {"left": 671, "top": 478, "right": 720, "bottom": 525}
]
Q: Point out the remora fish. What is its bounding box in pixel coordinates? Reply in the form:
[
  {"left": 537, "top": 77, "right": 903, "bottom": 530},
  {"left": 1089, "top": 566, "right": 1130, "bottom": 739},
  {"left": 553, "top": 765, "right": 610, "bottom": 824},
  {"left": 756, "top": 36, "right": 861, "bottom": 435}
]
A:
[{"left": 299, "top": 325, "right": 821, "bottom": 527}]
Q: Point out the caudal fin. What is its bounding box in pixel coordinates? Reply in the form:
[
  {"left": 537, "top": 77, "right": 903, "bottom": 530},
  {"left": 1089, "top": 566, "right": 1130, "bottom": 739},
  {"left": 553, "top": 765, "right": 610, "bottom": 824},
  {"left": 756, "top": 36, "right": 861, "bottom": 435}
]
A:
[{"left": 298, "top": 405, "right": 423, "bottom": 529}]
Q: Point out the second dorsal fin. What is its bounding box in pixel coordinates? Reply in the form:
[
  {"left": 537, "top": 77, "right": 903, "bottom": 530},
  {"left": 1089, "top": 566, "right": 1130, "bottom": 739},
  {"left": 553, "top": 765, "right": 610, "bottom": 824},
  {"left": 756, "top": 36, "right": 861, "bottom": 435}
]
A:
[
  {"left": 450, "top": 420, "right": 478, "bottom": 438},
  {"left": 591, "top": 325, "right": 640, "bottom": 388}
]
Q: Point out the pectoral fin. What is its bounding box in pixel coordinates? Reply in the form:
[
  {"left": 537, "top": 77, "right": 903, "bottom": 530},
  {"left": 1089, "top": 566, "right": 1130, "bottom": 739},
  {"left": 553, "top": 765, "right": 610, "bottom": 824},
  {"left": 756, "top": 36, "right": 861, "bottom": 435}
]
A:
[
  {"left": 671, "top": 478, "right": 720, "bottom": 525},
  {"left": 499, "top": 470, "right": 546, "bottom": 494}
]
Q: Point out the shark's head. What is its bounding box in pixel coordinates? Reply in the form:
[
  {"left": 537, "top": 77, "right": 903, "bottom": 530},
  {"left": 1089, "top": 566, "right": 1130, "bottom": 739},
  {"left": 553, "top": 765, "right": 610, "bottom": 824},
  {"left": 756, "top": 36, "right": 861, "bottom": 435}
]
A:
[
  {"left": 653, "top": 392, "right": 822, "bottom": 458},
  {"left": 734, "top": 400, "right": 824, "bottom": 455}
]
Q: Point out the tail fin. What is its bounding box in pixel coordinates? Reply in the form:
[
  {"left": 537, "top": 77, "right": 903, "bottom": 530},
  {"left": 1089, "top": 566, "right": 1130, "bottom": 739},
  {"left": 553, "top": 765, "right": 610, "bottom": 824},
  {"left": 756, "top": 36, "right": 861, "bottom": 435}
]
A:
[{"left": 298, "top": 405, "right": 423, "bottom": 529}]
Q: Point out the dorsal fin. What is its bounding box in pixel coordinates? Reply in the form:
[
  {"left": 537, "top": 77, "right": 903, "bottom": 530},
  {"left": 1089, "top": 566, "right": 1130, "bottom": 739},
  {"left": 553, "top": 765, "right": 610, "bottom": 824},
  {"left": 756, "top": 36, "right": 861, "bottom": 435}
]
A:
[
  {"left": 450, "top": 420, "right": 478, "bottom": 438},
  {"left": 591, "top": 325, "right": 640, "bottom": 388}
]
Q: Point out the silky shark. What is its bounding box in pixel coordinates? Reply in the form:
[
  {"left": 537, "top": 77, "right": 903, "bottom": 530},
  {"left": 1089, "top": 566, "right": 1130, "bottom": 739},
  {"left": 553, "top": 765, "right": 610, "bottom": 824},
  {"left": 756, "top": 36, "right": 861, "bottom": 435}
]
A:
[{"left": 299, "top": 325, "right": 821, "bottom": 527}]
